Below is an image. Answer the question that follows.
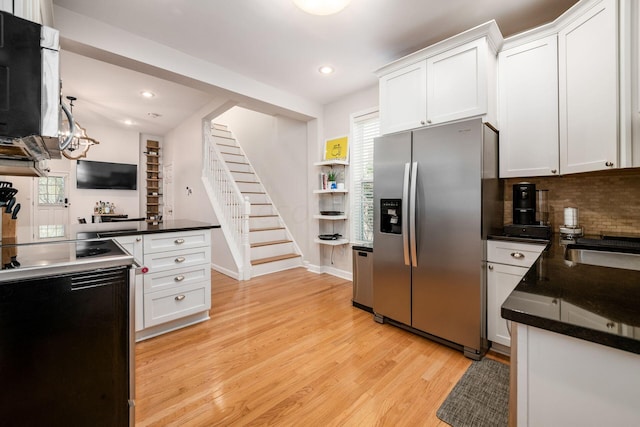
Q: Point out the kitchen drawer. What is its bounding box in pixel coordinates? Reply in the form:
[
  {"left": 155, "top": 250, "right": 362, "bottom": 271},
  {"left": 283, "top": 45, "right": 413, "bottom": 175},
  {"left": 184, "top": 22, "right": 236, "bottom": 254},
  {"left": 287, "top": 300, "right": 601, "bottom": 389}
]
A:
[
  {"left": 143, "top": 229, "right": 211, "bottom": 254},
  {"left": 143, "top": 264, "right": 211, "bottom": 294},
  {"left": 487, "top": 240, "right": 546, "bottom": 268},
  {"left": 144, "top": 246, "right": 211, "bottom": 274},
  {"left": 144, "top": 281, "right": 211, "bottom": 327}
]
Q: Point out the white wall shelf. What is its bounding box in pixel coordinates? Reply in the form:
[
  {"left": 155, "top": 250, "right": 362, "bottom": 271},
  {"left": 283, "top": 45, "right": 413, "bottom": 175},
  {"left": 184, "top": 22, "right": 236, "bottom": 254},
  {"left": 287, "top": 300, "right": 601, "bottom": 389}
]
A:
[
  {"left": 313, "top": 214, "right": 347, "bottom": 220},
  {"left": 313, "top": 189, "right": 348, "bottom": 194},
  {"left": 314, "top": 238, "right": 350, "bottom": 246},
  {"left": 314, "top": 160, "right": 349, "bottom": 166}
]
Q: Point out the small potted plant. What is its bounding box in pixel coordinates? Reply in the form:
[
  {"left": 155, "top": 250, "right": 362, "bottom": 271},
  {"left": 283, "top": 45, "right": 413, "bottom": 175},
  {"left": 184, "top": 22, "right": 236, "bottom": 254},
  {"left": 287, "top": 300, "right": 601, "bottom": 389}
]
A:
[{"left": 327, "top": 170, "right": 338, "bottom": 189}]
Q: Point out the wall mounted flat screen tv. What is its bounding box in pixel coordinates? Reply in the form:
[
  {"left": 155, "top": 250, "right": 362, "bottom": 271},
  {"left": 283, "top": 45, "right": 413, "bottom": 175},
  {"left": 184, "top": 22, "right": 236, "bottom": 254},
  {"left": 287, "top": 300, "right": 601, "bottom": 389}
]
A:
[{"left": 76, "top": 160, "right": 138, "bottom": 190}]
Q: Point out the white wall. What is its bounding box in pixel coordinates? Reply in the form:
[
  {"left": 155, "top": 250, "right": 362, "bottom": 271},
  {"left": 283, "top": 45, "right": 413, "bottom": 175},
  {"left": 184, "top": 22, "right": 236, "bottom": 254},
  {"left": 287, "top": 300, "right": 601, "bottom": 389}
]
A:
[
  {"left": 66, "top": 120, "right": 142, "bottom": 222},
  {"left": 319, "top": 84, "right": 378, "bottom": 276},
  {"left": 163, "top": 99, "right": 233, "bottom": 273}
]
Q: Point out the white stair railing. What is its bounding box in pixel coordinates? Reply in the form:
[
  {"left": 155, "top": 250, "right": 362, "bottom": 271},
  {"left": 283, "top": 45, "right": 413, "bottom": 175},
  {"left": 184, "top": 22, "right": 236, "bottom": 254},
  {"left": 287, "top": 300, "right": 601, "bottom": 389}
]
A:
[{"left": 202, "top": 122, "right": 252, "bottom": 280}]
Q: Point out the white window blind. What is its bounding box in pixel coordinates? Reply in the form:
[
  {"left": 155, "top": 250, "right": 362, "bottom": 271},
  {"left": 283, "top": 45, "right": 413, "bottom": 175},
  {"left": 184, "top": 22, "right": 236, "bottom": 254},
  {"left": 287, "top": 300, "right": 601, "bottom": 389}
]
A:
[{"left": 350, "top": 110, "right": 379, "bottom": 244}]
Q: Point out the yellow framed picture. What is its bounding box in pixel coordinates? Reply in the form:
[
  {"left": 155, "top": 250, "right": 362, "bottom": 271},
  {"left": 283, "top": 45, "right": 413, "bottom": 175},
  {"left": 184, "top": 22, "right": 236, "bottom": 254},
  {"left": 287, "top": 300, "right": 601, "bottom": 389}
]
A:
[{"left": 324, "top": 136, "right": 348, "bottom": 161}]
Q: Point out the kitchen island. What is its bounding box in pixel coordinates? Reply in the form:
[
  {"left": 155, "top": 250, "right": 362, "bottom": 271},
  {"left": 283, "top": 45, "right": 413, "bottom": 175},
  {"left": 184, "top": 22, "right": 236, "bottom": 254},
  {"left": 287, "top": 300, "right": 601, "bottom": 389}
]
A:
[
  {"left": 499, "top": 236, "right": 640, "bottom": 426},
  {"left": 2, "top": 219, "right": 221, "bottom": 341}
]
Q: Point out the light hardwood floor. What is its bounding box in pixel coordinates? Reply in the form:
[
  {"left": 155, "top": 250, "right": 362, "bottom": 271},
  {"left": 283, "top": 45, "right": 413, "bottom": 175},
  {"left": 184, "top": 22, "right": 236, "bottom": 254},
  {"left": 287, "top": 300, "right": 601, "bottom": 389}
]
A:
[{"left": 135, "top": 268, "right": 507, "bottom": 426}]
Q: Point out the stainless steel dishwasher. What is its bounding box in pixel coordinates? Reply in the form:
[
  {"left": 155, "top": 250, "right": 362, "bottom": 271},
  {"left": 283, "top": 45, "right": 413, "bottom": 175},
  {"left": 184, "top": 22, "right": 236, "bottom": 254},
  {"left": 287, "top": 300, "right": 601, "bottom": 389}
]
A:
[{"left": 352, "top": 245, "right": 373, "bottom": 312}]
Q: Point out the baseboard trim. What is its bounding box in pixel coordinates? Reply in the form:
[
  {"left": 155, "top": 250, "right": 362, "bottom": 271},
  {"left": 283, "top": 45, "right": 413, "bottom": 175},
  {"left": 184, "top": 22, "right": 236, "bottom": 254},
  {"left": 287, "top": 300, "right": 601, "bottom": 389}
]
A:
[
  {"left": 306, "top": 263, "right": 352, "bottom": 281},
  {"left": 211, "top": 263, "right": 240, "bottom": 280}
]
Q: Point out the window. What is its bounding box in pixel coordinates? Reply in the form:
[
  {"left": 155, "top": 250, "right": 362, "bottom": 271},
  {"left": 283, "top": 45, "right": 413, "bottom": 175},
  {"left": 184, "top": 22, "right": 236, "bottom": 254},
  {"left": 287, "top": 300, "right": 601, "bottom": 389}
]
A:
[
  {"left": 350, "top": 109, "right": 379, "bottom": 244},
  {"left": 38, "top": 176, "right": 65, "bottom": 205}
]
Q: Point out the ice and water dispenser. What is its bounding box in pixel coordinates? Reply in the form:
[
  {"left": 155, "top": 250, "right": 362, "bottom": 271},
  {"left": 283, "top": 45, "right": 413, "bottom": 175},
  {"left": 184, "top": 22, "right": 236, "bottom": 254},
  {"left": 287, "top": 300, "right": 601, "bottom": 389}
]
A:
[{"left": 380, "top": 199, "right": 402, "bottom": 234}]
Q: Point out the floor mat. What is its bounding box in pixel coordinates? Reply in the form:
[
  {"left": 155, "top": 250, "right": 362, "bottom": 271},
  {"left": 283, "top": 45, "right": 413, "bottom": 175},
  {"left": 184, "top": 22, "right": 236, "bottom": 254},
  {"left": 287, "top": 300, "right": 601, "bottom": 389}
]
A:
[{"left": 436, "top": 358, "right": 509, "bottom": 427}]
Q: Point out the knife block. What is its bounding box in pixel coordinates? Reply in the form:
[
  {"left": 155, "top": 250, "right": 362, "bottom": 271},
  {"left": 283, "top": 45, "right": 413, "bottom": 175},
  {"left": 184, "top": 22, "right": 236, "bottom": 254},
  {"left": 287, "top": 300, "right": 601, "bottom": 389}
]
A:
[{"left": 2, "top": 211, "right": 17, "bottom": 267}]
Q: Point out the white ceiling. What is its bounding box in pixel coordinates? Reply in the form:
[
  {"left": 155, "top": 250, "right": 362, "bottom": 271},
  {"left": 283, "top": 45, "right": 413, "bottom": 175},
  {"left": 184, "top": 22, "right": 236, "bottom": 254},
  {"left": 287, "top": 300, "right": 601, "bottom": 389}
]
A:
[{"left": 52, "top": 0, "right": 579, "bottom": 135}]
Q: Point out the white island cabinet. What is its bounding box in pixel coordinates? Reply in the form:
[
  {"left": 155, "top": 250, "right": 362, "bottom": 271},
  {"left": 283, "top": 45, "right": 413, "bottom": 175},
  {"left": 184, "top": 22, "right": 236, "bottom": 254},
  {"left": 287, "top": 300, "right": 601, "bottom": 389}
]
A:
[
  {"left": 132, "top": 228, "right": 212, "bottom": 341},
  {"left": 515, "top": 324, "right": 640, "bottom": 426},
  {"left": 377, "top": 20, "right": 503, "bottom": 135}
]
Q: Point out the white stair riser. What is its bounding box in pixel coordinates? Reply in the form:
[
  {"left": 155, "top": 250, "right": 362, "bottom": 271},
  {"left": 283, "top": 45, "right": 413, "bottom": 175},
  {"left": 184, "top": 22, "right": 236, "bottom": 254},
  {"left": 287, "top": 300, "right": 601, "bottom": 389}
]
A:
[
  {"left": 251, "top": 257, "right": 303, "bottom": 278},
  {"left": 227, "top": 163, "right": 252, "bottom": 173},
  {"left": 231, "top": 171, "right": 258, "bottom": 182},
  {"left": 250, "top": 228, "right": 288, "bottom": 244},
  {"left": 216, "top": 144, "right": 242, "bottom": 156},
  {"left": 237, "top": 181, "right": 263, "bottom": 193},
  {"left": 211, "top": 128, "right": 233, "bottom": 138},
  {"left": 249, "top": 216, "right": 280, "bottom": 229},
  {"left": 243, "top": 193, "right": 269, "bottom": 204},
  {"left": 251, "top": 242, "right": 295, "bottom": 260},
  {"left": 250, "top": 204, "right": 275, "bottom": 216},
  {"left": 221, "top": 152, "right": 246, "bottom": 163}
]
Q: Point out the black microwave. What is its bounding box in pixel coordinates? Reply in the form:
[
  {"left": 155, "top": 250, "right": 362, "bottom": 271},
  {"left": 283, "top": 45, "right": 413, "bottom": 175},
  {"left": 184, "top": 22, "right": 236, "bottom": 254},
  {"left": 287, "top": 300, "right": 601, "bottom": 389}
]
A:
[{"left": 0, "top": 12, "right": 61, "bottom": 141}]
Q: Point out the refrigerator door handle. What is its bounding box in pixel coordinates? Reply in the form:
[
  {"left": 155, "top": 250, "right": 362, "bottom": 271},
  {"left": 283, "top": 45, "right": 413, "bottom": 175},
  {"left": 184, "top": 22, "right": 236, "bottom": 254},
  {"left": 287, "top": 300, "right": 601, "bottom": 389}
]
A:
[
  {"left": 402, "top": 162, "right": 411, "bottom": 266},
  {"left": 409, "top": 161, "right": 418, "bottom": 267}
]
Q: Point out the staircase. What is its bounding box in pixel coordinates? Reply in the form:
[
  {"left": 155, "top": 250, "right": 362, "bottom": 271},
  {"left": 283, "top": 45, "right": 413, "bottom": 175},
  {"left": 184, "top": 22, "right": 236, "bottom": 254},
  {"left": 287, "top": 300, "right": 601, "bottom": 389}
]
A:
[{"left": 203, "top": 123, "right": 303, "bottom": 279}]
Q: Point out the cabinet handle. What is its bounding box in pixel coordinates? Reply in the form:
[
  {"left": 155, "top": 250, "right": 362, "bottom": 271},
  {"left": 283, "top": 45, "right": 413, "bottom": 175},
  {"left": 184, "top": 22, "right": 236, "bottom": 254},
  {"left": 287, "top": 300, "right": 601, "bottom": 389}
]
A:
[
  {"left": 510, "top": 252, "right": 525, "bottom": 259},
  {"left": 136, "top": 237, "right": 142, "bottom": 242},
  {"left": 488, "top": 264, "right": 494, "bottom": 270},
  {"left": 606, "top": 322, "right": 615, "bottom": 329},
  {"left": 552, "top": 299, "right": 558, "bottom": 305},
  {"left": 175, "top": 256, "right": 186, "bottom": 263},
  {"left": 605, "top": 161, "right": 614, "bottom": 167},
  {"left": 420, "top": 120, "right": 425, "bottom": 125},
  {"left": 174, "top": 275, "right": 185, "bottom": 282},
  {"left": 426, "top": 119, "right": 432, "bottom": 124},
  {"left": 175, "top": 295, "right": 186, "bottom": 301},
  {"left": 551, "top": 169, "right": 557, "bottom": 174},
  {"left": 175, "top": 238, "right": 185, "bottom": 244}
]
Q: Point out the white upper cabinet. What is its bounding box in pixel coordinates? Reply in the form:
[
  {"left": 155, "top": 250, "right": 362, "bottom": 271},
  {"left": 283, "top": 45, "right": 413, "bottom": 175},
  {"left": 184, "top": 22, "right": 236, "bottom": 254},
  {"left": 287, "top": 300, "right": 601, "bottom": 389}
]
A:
[
  {"left": 559, "top": 0, "right": 618, "bottom": 174},
  {"left": 499, "top": 35, "right": 559, "bottom": 177},
  {"left": 379, "top": 61, "right": 427, "bottom": 135},
  {"left": 376, "top": 21, "right": 503, "bottom": 136},
  {"left": 427, "top": 38, "right": 489, "bottom": 125}
]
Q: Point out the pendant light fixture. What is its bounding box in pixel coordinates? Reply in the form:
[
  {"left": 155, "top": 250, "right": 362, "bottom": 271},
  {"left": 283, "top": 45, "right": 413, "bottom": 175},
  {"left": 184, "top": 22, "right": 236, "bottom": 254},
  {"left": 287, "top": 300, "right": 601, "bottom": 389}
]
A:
[
  {"left": 293, "top": 0, "right": 351, "bottom": 16},
  {"left": 59, "top": 96, "right": 100, "bottom": 160}
]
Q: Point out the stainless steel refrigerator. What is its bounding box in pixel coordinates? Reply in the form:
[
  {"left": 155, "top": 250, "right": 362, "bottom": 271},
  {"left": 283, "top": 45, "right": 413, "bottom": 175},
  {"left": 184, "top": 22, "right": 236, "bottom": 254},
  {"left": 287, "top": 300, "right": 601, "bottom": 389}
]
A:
[{"left": 373, "top": 118, "right": 503, "bottom": 360}]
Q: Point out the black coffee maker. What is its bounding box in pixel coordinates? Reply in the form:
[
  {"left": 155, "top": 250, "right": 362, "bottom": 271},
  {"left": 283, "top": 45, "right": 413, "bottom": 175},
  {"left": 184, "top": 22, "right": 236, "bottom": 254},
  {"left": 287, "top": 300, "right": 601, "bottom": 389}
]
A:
[
  {"left": 504, "top": 182, "right": 552, "bottom": 239},
  {"left": 513, "top": 182, "right": 536, "bottom": 225}
]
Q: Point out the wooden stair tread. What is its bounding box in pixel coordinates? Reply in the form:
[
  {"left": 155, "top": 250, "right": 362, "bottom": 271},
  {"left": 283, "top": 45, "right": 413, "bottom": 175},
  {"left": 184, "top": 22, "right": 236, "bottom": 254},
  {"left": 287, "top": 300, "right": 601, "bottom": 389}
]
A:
[
  {"left": 251, "top": 253, "right": 301, "bottom": 266},
  {"left": 251, "top": 239, "right": 292, "bottom": 248},
  {"left": 250, "top": 214, "right": 277, "bottom": 218},
  {"left": 250, "top": 226, "right": 285, "bottom": 232},
  {"left": 237, "top": 180, "right": 259, "bottom": 184}
]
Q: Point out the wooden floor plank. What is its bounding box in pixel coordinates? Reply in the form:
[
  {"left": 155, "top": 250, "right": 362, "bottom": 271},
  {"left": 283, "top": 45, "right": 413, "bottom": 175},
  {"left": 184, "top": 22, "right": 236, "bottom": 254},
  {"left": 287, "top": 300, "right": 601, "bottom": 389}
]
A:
[{"left": 135, "top": 268, "right": 508, "bottom": 426}]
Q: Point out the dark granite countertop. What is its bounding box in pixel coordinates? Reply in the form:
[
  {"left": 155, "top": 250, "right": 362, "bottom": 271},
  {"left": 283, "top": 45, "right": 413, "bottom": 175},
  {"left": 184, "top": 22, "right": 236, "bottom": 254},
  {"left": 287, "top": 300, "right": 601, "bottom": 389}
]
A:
[
  {"left": 498, "top": 235, "right": 640, "bottom": 355},
  {"left": 77, "top": 219, "right": 220, "bottom": 239}
]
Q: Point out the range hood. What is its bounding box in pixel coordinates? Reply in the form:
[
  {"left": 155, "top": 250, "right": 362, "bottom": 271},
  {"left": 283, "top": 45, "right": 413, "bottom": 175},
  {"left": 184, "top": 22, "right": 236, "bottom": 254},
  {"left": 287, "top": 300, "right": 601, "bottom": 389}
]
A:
[
  {"left": 0, "top": 135, "right": 61, "bottom": 176},
  {"left": 0, "top": 11, "right": 64, "bottom": 177}
]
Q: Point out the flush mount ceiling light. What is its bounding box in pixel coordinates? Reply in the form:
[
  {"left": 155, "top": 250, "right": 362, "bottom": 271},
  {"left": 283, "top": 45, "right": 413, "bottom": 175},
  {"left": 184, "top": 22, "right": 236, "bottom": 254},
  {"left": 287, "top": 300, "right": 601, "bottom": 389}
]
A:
[
  {"left": 140, "top": 90, "right": 155, "bottom": 98},
  {"left": 319, "top": 65, "right": 335, "bottom": 74},
  {"left": 293, "top": 0, "right": 351, "bottom": 16}
]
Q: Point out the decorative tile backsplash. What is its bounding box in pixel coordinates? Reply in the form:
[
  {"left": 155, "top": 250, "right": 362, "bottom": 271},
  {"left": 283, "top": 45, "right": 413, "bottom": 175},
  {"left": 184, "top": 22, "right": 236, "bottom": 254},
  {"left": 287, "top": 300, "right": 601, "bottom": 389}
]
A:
[{"left": 503, "top": 169, "right": 640, "bottom": 236}]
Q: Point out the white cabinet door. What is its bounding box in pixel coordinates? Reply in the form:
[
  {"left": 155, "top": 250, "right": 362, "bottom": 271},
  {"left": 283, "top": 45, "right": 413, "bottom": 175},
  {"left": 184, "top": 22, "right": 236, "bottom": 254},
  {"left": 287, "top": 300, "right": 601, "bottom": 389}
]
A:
[
  {"left": 426, "top": 38, "right": 488, "bottom": 125},
  {"left": 379, "top": 61, "right": 427, "bottom": 135},
  {"left": 499, "top": 35, "right": 559, "bottom": 178},
  {"left": 559, "top": 0, "right": 618, "bottom": 174},
  {"left": 487, "top": 263, "right": 528, "bottom": 347}
]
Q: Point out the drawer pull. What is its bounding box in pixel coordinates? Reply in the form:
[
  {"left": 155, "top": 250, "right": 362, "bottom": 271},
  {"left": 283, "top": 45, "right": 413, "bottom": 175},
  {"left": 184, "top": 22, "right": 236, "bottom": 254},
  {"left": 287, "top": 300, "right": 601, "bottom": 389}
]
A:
[
  {"left": 174, "top": 275, "right": 185, "bottom": 282},
  {"left": 136, "top": 237, "right": 142, "bottom": 242},
  {"left": 510, "top": 252, "right": 525, "bottom": 259},
  {"left": 175, "top": 256, "right": 186, "bottom": 263},
  {"left": 488, "top": 265, "right": 494, "bottom": 270},
  {"left": 175, "top": 295, "right": 186, "bottom": 301},
  {"left": 606, "top": 322, "right": 615, "bottom": 329},
  {"left": 175, "top": 238, "right": 185, "bottom": 245}
]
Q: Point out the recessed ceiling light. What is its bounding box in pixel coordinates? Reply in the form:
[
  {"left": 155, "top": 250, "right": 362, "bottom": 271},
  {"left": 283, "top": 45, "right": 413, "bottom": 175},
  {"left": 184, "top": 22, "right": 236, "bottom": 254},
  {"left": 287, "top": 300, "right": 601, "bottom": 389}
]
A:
[
  {"left": 319, "top": 65, "right": 335, "bottom": 75},
  {"left": 124, "top": 119, "right": 134, "bottom": 126},
  {"left": 140, "top": 91, "right": 155, "bottom": 98},
  {"left": 293, "top": 0, "right": 351, "bottom": 16}
]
